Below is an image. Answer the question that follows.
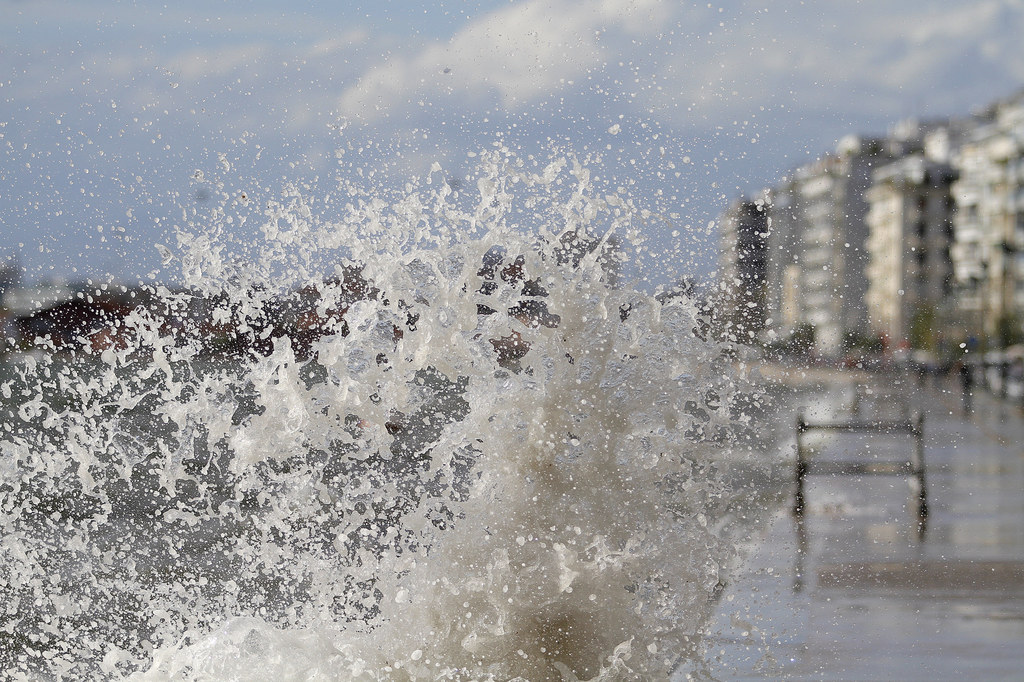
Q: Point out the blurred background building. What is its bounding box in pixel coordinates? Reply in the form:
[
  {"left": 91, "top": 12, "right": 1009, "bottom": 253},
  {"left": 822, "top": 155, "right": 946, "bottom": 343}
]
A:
[
  {"left": 717, "top": 196, "right": 769, "bottom": 340},
  {"left": 719, "top": 87, "right": 1024, "bottom": 361}
]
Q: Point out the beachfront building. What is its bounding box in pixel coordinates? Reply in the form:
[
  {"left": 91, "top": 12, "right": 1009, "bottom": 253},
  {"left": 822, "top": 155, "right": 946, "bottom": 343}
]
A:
[
  {"left": 717, "top": 196, "right": 769, "bottom": 338},
  {"left": 784, "top": 135, "right": 898, "bottom": 355},
  {"left": 951, "top": 92, "right": 1024, "bottom": 347},
  {"left": 865, "top": 153, "right": 958, "bottom": 351},
  {"left": 761, "top": 179, "right": 802, "bottom": 336}
]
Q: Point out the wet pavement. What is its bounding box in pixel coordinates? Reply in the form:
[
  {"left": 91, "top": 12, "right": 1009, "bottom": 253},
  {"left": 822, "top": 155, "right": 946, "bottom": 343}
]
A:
[{"left": 693, "top": 370, "right": 1024, "bottom": 681}]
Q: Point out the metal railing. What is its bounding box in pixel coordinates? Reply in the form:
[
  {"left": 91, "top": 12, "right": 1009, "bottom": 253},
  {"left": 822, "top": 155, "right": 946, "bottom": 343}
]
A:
[{"left": 792, "top": 411, "right": 928, "bottom": 532}]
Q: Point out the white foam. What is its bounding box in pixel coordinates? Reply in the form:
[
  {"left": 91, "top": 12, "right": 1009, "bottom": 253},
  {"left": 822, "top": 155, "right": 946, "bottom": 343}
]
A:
[{"left": 1, "top": 145, "right": 769, "bottom": 680}]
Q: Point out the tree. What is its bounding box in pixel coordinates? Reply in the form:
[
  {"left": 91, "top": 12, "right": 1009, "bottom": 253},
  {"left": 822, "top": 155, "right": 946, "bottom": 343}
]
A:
[
  {"left": 996, "top": 313, "right": 1023, "bottom": 348},
  {"left": 909, "top": 304, "right": 938, "bottom": 351}
]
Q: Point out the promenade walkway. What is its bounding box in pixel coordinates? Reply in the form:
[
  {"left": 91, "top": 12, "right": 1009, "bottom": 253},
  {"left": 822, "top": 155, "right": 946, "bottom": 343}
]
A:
[{"left": 691, "top": 370, "right": 1024, "bottom": 680}]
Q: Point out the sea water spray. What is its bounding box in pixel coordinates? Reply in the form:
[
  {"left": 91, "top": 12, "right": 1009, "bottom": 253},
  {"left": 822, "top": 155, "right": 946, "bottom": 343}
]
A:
[{"left": 0, "top": 146, "right": 771, "bottom": 680}]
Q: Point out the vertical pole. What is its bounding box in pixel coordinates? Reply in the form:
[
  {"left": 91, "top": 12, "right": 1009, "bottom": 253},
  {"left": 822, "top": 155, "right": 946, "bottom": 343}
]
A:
[
  {"left": 1000, "top": 360, "right": 1009, "bottom": 400},
  {"left": 912, "top": 411, "right": 928, "bottom": 536},
  {"left": 793, "top": 511, "right": 807, "bottom": 593},
  {"left": 793, "top": 412, "right": 807, "bottom": 591},
  {"left": 793, "top": 413, "right": 806, "bottom": 517}
]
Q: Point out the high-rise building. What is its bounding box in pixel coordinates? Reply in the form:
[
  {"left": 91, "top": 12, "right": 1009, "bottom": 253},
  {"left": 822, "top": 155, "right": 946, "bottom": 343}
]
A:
[
  {"left": 786, "top": 136, "right": 898, "bottom": 355},
  {"left": 722, "top": 89, "right": 1024, "bottom": 357},
  {"left": 718, "top": 196, "right": 769, "bottom": 339},
  {"left": 951, "top": 91, "right": 1024, "bottom": 347},
  {"left": 865, "top": 153, "right": 958, "bottom": 350},
  {"left": 762, "top": 179, "right": 801, "bottom": 335}
]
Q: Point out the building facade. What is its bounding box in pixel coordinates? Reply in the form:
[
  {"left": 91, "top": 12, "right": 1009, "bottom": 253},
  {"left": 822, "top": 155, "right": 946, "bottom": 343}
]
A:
[
  {"left": 718, "top": 197, "right": 769, "bottom": 338},
  {"left": 785, "top": 136, "right": 897, "bottom": 355},
  {"left": 865, "top": 154, "right": 957, "bottom": 350},
  {"left": 717, "top": 88, "right": 1024, "bottom": 358},
  {"left": 951, "top": 93, "right": 1024, "bottom": 347},
  {"left": 762, "top": 179, "right": 801, "bottom": 335}
]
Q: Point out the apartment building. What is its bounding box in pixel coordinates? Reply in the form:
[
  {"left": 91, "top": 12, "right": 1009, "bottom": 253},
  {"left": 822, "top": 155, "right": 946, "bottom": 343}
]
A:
[
  {"left": 787, "top": 135, "right": 898, "bottom": 355},
  {"left": 865, "top": 154, "right": 957, "bottom": 349},
  {"left": 717, "top": 196, "right": 769, "bottom": 337},
  {"left": 719, "top": 88, "right": 1024, "bottom": 357},
  {"left": 762, "top": 179, "right": 802, "bottom": 335},
  {"left": 951, "top": 92, "right": 1024, "bottom": 346}
]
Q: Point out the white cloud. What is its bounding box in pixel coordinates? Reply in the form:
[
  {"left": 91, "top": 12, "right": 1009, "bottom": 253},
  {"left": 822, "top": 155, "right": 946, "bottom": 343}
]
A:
[
  {"left": 307, "top": 30, "right": 372, "bottom": 58},
  {"left": 329, "top": 0, "right": 1024, "bottom": 134},
  {"left": 169, "top": 44, "right": 272, "bottom": 82},
  {"left": 631, "top": 0, "right": 1024, "bottom": 129},
  {"left": 5, "top": 0, "right": 1024, "bottom": 282},
  {"left": 336, "top": 0, "right": 673, "bottom": 119}
]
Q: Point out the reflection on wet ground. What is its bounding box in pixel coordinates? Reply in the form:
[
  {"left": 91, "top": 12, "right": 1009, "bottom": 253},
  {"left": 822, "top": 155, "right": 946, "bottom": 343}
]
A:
[{"left": 695, "top": 369, "right": 1024, "bottom": 681}]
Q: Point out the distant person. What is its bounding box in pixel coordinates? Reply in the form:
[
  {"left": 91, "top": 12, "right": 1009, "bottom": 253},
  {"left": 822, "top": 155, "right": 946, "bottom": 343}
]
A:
[
  {"left": 915, "top": 357, "right": 927, "bottom": 387},
  {"left": 999, "top": 359, "right": 1010, "bottom": 399},
  {"left": 958, "top": 360, "right": 973, "bottom": 414},
  {"left": 1011, "top": 358, "right": 1024, "bottom": 403}
]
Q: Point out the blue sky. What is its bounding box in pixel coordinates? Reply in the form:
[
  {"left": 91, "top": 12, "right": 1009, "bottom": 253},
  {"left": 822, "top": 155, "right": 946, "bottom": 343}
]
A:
[{"left": 3, "top": 0, "right": 1024, "bottom": 286}]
